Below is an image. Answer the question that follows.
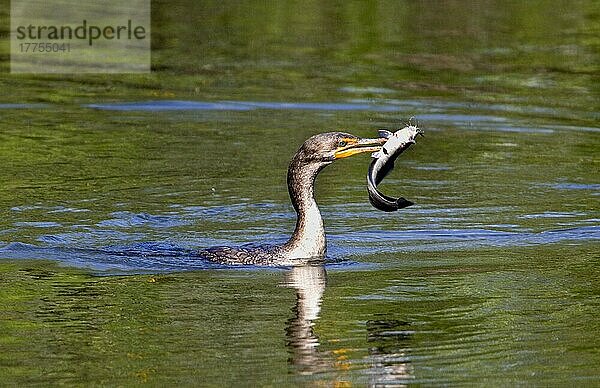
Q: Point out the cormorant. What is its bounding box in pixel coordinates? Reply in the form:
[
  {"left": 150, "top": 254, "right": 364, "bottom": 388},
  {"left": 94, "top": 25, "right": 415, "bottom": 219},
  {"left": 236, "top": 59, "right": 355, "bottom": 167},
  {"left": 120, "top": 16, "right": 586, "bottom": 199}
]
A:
[{"left": 199, "top": 132, "right": 386, "bottom": 266}]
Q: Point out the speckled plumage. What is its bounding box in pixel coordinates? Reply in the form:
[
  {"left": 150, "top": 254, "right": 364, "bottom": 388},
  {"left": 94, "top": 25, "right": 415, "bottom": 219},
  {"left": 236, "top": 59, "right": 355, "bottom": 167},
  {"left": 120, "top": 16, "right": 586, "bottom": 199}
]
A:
[
  {"left": 199, "top": 245, "right": 292, "bottom": 266},
  {"left": 198, "top": 132, "right": 384, "bottom": 266}
]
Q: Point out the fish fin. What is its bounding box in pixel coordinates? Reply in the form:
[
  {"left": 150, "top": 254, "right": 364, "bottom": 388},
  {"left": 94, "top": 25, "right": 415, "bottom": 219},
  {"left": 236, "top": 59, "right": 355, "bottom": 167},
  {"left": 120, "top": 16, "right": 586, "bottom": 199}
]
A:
[
  {"left": 395, "top": 197, "right": 414, "bottom": 209},
  {"left": 368, "top": 191, "right": 415, "bottom": 212},
  {"left": 368, "top": 191, "right": 399, "bottom": 212},
  {"left": 378, "top": 129, "right": 393, "bottom": 139}
]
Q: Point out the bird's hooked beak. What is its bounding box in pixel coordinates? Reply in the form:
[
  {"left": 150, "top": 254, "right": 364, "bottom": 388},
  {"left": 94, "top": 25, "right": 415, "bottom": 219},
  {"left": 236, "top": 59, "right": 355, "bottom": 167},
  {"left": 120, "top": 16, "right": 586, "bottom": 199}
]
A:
[{"left": 333, "top": 137, "right": 387, "bottom": 159}]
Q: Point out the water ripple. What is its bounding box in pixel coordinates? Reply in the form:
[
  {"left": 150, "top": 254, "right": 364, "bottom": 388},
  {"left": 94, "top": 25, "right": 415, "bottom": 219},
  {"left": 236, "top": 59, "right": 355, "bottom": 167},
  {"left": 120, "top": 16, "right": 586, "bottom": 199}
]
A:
[
  {"left": 332, "top": 226, "right": 600, "bottom": 255},
  {"left": 96, "top": 211, "right": 190, "bottom": 228},
  {"left": 86, "top": 100, "right": 405, "bottom": 112},
  {"left": 0, "top": 224, "right": 597, "bottom": 273}
]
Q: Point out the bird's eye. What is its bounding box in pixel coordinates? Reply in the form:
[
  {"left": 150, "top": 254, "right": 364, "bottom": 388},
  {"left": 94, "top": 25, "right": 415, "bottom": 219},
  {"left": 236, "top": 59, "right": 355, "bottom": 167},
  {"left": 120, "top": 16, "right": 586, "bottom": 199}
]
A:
[{"left": 338, "top": 140, "right": 347, "bottom": 147}]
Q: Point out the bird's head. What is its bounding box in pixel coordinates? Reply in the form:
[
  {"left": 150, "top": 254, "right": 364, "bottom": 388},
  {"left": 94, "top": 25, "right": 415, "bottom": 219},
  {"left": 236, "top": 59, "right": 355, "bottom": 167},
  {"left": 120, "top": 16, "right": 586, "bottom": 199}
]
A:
[{"left": 294, "top": 132, "right": 386, "bottom": 165}]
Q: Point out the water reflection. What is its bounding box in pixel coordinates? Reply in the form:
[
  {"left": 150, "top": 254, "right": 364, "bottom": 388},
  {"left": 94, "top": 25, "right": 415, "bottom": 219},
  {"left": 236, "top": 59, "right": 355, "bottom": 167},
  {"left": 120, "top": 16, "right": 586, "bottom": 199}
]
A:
[
  {"left": 365, "top": 318, "right": 414, "bottom": 386},
  {"left": 283, "top": 265, "right": 414, "bottom": 384},
  {"left": 283, "top": 264, "right": 330, "bottom": 375}
]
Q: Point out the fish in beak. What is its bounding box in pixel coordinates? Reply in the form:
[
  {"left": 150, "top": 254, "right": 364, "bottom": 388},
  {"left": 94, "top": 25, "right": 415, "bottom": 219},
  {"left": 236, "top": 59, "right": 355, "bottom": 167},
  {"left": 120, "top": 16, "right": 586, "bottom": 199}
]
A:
[{"left": 367, "top": 126, "right": 424, "bottom": 212}]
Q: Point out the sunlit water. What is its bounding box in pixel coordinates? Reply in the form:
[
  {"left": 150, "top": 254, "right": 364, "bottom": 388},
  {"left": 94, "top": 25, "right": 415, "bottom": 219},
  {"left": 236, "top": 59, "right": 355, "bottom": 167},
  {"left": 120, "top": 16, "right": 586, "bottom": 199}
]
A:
[{"left": 1, "top": 0, "right": 599, "bottom": 385}]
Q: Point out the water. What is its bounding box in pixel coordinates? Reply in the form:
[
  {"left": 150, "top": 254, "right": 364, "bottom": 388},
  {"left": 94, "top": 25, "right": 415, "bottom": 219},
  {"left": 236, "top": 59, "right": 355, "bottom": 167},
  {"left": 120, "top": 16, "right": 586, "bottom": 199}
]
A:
[{"left": 1, "top": 0, "right": 599, "bottom": 385}]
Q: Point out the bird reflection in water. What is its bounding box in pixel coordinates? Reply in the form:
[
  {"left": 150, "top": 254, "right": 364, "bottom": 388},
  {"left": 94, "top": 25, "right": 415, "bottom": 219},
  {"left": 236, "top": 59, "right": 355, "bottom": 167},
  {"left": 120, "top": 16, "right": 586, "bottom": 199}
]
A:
[
  {"left": 282, "top": 264, "right": 330, "bottom": 375},
  {"left": 283, "top": 265, "right": 414, "bottom": 384}
]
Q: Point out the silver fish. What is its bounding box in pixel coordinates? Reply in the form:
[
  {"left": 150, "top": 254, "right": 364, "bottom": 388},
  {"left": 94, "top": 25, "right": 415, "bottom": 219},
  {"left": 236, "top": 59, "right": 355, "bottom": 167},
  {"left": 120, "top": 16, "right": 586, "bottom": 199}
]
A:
[{"left": 367, "top": 125, "right": 423, "bottom": 212}]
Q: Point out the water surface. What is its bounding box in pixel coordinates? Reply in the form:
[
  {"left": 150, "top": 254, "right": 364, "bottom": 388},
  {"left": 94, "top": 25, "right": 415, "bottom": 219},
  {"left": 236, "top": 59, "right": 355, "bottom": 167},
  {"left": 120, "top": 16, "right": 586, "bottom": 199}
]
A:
[{"left": 0, "top": 1, "right": 599, "bottom": 385}]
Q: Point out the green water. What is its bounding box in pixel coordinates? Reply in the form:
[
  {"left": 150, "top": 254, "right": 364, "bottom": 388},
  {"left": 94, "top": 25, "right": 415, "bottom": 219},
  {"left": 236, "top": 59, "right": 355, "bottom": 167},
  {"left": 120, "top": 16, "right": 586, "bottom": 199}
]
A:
[{"left": 1, "top": 1, "right": 599, "bottom": 385}]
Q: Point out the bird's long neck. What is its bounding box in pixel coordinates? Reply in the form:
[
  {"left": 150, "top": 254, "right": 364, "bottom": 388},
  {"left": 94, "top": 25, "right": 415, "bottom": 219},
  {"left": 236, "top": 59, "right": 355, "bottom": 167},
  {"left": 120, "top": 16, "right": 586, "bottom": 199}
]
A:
[{"left": 281, "top": 157, "right": 327, "bottom": 260}]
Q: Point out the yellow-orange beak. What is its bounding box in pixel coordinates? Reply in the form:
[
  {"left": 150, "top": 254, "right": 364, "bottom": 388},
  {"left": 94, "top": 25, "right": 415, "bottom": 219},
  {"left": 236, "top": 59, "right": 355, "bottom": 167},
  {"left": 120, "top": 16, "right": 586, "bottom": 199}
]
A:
[{"left": 333, "top": 137, "right": 387, "bottom": 159}]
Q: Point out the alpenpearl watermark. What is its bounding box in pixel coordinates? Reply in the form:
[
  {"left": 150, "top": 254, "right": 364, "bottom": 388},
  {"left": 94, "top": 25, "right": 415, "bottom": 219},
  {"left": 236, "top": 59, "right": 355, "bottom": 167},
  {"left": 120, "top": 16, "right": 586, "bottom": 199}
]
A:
[{"left": 11, "top": 0, "right": 150, "bottom": 73}]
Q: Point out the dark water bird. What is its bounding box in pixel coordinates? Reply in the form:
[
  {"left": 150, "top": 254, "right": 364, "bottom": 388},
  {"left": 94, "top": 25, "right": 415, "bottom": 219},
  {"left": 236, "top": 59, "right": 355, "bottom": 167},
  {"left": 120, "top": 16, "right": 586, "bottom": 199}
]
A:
[
  {"left": 199, "top": 132, "right": 386, "bottom": 266},
  {"left": 367, "top": 125, "right": 423, "bottom": 212}
]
